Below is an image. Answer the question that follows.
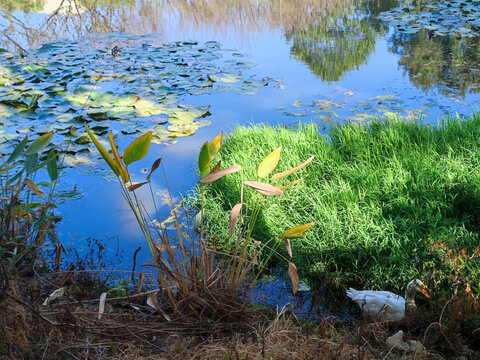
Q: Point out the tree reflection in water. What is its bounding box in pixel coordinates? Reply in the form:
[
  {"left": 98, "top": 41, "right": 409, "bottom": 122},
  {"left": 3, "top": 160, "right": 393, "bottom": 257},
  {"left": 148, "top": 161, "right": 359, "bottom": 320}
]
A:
[{"left": 390, "top": 29, "right": 480, "bottom": 97}]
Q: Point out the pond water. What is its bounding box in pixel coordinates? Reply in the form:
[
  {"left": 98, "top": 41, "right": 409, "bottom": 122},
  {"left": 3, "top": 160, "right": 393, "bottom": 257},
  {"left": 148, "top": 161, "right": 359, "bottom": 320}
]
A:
[{"left": 1, "top": 0, "right": 480, "bottom": 275}]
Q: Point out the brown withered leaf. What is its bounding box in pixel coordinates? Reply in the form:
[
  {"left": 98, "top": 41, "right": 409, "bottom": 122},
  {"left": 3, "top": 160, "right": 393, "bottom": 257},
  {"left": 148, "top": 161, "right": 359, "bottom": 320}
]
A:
[
  {"left": 211, "top": 160, "right": 222, "bottom": 173},
  {"left": 288, "top": 262, "right": 300, "bottom": 294},
  {"left": 199, "top": 165, "right": 241, "bottom": 184},
  {"left": 284, "top": 238, "right": 292, "bottom": 258},
  {"left": 42, "top": 287, "right": 65, "bottom": 306},
  {"left": 244, "top": 180, "right": 283, "bottom": 196},
  {"left": 147, "top": 293, "right": 171, "bottom": 321},
  {"left": 25, "top": 177, "right": 44, "bottom": 198},
  {"left": 128, "top": 182, "right": 148, "bottom": 191},
  {"left": 147, "top": 293, "right": 160, "bottom": 310},
  {"left": 228, "top": 203, "right": 243, "bottom": 238},
  {"left": 137, "top": 272, "right": 145, "bottom": 294},
  {"left": 147, "top": 157, "right": 162, "bottom": 182},
  {"left": 252, "top": 250, "right": 258, "bottom": 264},
  {"left": 34, "top": 218, "right": 53, "bottom": 245}
]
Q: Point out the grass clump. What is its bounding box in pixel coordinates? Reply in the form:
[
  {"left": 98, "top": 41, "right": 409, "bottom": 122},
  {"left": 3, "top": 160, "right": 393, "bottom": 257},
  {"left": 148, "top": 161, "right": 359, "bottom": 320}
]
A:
[{"left": 201, "top": 113, "right": 480, "bottom": 297}]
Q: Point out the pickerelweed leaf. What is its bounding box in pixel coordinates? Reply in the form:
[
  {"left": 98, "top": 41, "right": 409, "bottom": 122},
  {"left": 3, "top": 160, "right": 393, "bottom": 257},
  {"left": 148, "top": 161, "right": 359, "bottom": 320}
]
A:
[
  {"left": 25, "top": 177, "right": 44, "bottom": 198},
  {"left": 229, "top": 203, "right": 243, "bottom": 238},
  {"left": 25, "top": 131, "right": 53, "bottom": 155},
  {"left": 271, "top": 156, "right": 314, "bottom": 181},
  {"left": 244, "top": 180, "right": 283, "bottom": 196},
  {"left": 210, "top": 160, "right": 222, "bottom": 174},
  {"left": 25, "top": 153, "right": 38, "bottom": 174},
  {"left": 280, "top": 222, "right": 314, "bottom": 239},
  {"left": 6, "top": 135, "right": 28, "bottom": 163},
  {"left": 127, "top": 181, "right": 148, "bottom": 191},
  {"left": 257, "top": 147, "right": 281, "bottom": 178},
  {"left": 85, "top": 123, "right": 120, "bottom": 177},
  {"left": 278, "top": 178, "right": 302, "bottom": 190},
  {"left": 198, "top": 142, "right": 210, "bottom": 178},
  {"left": 208, "top": 132, "right": 223, "bottom": 160},
  {"left": 46, "top": 149, "right": 58, "bottom": 181},
  {"left": 288, "top": 262, "right": 300, "bottom": 295},
  {"left": 285, "top": 238, "right": 292, "bottom": 258},
  {"left": 147, "top": 157, "right": 162, "bottom": 182},
  {"left": 109, "top": 131, "right": 129, "bottom": 183},
  {"left": 123, "top": 132, "right": 152, "bottom": 166},
  {"left": 199, "top": 165, "right": 241, "bottom": 184}
]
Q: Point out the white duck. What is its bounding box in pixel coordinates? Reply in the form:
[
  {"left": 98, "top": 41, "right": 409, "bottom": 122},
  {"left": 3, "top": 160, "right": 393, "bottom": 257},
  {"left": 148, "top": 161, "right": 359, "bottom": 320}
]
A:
[{"left": 346, "top": 279, "right": 430, "bottom": 321}]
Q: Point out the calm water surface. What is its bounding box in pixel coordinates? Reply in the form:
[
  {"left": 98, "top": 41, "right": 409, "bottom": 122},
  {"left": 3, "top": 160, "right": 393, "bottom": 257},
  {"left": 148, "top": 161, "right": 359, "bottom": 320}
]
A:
[{"left": 1, "top": 0, "right": 479, "bottom": 270}]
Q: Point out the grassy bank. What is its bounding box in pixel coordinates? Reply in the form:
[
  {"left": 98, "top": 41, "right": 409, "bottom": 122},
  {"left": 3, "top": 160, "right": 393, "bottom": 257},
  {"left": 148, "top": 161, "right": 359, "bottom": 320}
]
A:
[{"left": 202, "top": 114, "right": 480, "bottom": 296}]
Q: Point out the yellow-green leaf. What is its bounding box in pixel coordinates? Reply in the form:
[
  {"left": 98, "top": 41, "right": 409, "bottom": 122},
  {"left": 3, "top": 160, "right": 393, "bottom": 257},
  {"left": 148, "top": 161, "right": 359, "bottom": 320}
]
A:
[
  {"left": 25, "top": 132, "right": 53, "bottom": 155},
  {"left": 109, "top": 131, "right": 129, "bottom": 183},
  {"left": 280, "top": 222, "right": 314, "bottom": 239},
  {"left": 85, "top": 123, "right": 120, "bottom": 177},
  {"left": 271, "top": 156, "right": 314, "bottom": 181},
  {"left": 208, "top": 132, "right": 223, "bottom": 160},
  {"left": 198, "top": 142, "right": 210, "bottom": 178},
  {"left": 257, "top": 146, "right": 281, "bottom": 178},
  {"left": 123, "top": 132, "right": 152, "bottom": 166},
  {"left": 278, "top": 178, "right": 302, "bottom": 190}
]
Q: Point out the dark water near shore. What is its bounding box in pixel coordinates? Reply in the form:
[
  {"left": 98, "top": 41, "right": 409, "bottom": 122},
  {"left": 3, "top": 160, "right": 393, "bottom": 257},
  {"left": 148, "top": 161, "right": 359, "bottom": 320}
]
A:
[{"left": 1, "top": 0, "right": 479, "bottom": 274}]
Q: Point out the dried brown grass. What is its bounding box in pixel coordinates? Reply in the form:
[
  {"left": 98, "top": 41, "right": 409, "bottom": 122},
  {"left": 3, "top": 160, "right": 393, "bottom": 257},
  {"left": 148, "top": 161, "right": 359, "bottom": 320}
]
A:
[{"left": 1, "top": 269, "right": 480, "bottom": 359}]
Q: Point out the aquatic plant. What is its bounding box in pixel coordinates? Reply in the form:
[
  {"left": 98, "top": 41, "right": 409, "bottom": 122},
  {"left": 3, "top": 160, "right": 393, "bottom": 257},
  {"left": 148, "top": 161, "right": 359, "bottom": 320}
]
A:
[
  {"left": 86, "top": 125, "right": 313, "bottom": 318},
  {"left": 0, "top": 132, "right": 60, "bottom": 278}
]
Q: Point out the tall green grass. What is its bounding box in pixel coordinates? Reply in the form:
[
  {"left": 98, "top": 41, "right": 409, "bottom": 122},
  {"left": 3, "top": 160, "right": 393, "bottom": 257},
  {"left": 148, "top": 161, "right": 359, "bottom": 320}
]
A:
[{"left": 201, "top": 114, "right": 480, "bottom": 294}]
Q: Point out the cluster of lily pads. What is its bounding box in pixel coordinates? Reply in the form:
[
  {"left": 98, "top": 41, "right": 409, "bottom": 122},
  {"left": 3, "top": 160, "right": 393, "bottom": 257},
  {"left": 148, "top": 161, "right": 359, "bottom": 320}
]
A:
[
  {"left": 0, "top": 33, "right": 269, "bottom": 162},
  {"left": 378, "top": 0, "right": 480, "bottom": 38},
  {"left": 277, "top": 94, "right": 428, "bottom": 125}
]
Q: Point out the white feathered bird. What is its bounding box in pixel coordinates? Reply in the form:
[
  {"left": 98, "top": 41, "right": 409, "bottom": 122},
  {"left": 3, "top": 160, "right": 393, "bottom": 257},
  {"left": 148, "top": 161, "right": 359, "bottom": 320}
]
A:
[{"left": 346, "top": 279, "right": 430, "bottom": 321}]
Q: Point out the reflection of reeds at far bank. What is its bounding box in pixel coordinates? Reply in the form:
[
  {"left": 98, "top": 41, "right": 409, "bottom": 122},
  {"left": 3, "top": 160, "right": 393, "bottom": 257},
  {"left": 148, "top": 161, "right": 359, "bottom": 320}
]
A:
[
  {"left": 167, "top": 0, "right": 354, "bottom": 36},
  {"left": 0, "top": 0, "right": 355, "bottom": 50}
]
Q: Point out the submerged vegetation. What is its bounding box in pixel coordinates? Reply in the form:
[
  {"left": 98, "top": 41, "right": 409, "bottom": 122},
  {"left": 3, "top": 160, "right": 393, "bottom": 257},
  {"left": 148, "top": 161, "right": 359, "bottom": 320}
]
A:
[{"left": 201, "top": 114, "right": 480, "bottom": 301}]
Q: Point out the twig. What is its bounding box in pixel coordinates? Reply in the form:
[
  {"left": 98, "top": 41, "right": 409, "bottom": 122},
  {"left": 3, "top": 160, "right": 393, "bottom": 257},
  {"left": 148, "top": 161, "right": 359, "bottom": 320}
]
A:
[{"left": 131, "top": 246, "right": 142, "bottom": 280}]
